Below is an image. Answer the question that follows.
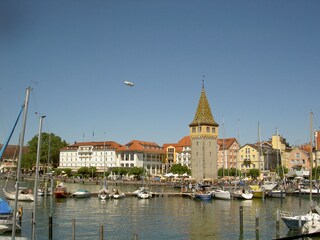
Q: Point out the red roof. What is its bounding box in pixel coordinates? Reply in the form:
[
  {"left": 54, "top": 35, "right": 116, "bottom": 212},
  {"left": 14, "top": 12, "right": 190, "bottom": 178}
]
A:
[
  {"left": 61, "top": 141, "right": 122, "bottom": 150},
  {"left": 217, "top": 138, "right": 238, "bottom": 150},
  {"left": 117, "top": 140, "right": 164, "bottom": 153}
]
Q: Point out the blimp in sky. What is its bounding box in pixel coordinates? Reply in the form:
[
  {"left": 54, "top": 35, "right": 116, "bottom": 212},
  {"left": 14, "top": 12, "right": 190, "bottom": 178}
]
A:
[{"left": 124, "top": 81, "right": 134, "bottom": 87}]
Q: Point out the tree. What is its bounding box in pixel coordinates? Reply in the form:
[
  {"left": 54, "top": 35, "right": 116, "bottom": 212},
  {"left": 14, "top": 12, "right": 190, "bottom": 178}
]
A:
[
  {"left": 218, "top": 168, "right": 241, "bottom": 178},
  {"left": 22, "top": 132, "right": 68, "bottom": 169},
  {"left": 129, "top": 167, "right": 145, "bottom": 179},
  {"left": 170, "top": 164, "right": 191, "bottom": 175},
  {"left": 248, "top": 169, "right": 260, "bottom": 179}
]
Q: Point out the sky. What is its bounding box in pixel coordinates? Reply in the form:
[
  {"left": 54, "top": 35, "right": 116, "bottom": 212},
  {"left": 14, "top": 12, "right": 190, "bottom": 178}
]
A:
[{"left": 0, "top": 0, "right": 320, "bottom": 147}]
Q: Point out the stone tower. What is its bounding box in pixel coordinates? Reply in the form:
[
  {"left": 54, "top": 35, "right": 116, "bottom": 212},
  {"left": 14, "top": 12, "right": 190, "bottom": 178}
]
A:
[{"left": 189, "top": 82, "right": 219, "bottom": 181}]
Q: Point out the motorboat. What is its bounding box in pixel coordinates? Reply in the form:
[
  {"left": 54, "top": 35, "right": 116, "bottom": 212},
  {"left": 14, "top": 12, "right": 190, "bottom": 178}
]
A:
[
  {"left": 54, "top": 182, "right": 68, "bottom": 198},
  {"left": 212, "top": 189, "right": 231, "bottom": 200},
  {"left": 193, "top": 192, "right": 213, "bottom": 201},
  {"left": 262, "top": 183, "right": 286, "bottom": 198},
  {"left": 266, "top": 189, "right": 286, "bottom": 198},
  {"left": 72, "top": 189, "right": 91, "bottom": 198},
  {"left": 0, "top": 198, "right": 21, "bottom": 233}
]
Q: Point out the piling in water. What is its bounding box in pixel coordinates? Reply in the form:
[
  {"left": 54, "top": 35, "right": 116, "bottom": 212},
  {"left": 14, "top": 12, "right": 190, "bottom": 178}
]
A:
[
  {"left": 49, "top": 216, "right": 53, "bottom": 240},
  {"left": 72, "top": 219, "right": 76, "bottom": 240},
  {"left": 239, "top": 205, "right": 243, "bottom": 234},
  {"left": 100, "top": 225, "right": 104, "bottom": 240}
]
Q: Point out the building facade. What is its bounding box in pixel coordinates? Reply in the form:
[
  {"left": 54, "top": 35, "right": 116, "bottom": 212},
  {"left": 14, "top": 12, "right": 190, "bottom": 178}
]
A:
[
  {"left": 116, "top": 140, "right": 164, "bottom": 175},
  {"left": 59, "top": 141, "right": 122, "bottom": 172},
  {"left": 217, "top": 138, "right": 240, "bottom": 169},
  {"left": 286, "top": 147, "right": 310, "bottom": 171}
]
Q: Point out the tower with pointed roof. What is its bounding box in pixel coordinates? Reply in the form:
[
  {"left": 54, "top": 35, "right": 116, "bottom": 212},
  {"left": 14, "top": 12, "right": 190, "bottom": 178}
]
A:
[{"left": 189, "top": 81, "right": 219, "bottom": 181}]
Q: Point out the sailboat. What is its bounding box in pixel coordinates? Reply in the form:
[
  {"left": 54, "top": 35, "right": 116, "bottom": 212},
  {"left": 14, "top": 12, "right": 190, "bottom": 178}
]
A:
[
  {"left": 98, "top": 140, "right": 110, "bottom": 200},
  {"left": 280, "top": 112, "right": 320, "bottom": 231},
  {"left": 0, "top": 198, "right": 21, "bottom": 233},
  {"left": 98, "top": 178, "right": 110, "bottom": 200},
  {"left": 2, "top": 183, "right": 34, "bottom": 202}
]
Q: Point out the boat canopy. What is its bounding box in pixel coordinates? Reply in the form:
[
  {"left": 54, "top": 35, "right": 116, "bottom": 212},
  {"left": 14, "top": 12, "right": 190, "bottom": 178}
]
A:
[{"left": 0, "top": 198, "right": 13, "bottom": 214}]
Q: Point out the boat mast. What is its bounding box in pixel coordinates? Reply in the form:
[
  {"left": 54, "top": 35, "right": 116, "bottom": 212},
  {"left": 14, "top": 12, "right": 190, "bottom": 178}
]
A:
[
  {"left": 258, "top": 122, "right": 262, "bottom": 171},
  {"left": 32, "top": 115, "right": 46, "bottom": 240},
  {"left": 12, "top": 87, "right": 31, "bottom": 238},
  {"left": 310, "top": 112, "right": 313, "bottom": 205}
]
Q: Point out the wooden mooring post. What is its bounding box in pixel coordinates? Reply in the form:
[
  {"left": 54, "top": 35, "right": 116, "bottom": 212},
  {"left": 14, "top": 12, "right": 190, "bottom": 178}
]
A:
[
  {"left": 239, "top": 205, "right": 243, "bottom": 235},
  {"left": 255, "top": 208, "right": 259, "bottom": 240},
  {"left": 276, "top": 209, "right": 280, "bottom": 239},
  {"left": 72, "top": 219, "right": 76, "bottom": 240},
  {"left": 99, "top": 225, "right": 104, "bottom": 240},
  {"left": 133, "top": 233, "right": 139, "bottom": 240},
  {"left": 49, "top": 216, "right": 53, "bottom": 240}
]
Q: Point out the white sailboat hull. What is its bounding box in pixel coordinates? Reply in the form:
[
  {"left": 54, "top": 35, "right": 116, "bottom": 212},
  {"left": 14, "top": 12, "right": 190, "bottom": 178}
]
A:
[{"left": 3, "top": 189, "right": 34, "bottom": 202}]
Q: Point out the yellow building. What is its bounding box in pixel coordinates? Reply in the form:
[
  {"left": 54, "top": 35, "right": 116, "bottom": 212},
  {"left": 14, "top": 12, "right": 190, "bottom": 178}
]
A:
[{"left": 237, "top": 144, "right": 262, "bottom": 172}]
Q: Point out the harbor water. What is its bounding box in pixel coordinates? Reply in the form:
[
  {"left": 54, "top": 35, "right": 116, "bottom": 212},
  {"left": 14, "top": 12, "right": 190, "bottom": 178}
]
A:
[{"left": 1, "top": 179, "right": 320, "bottom": 240}]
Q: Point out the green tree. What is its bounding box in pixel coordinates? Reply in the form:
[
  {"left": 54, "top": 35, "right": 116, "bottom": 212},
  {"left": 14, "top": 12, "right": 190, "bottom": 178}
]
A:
[
  {"left": 170, "top": 164, "right": 191, "bottom": 175},
  {"left": 129, "top": 167, "right": 144, "bottom": 179},
  {"left": 218, "top": 168, "right": 241, "bottom": 178},
  {"left": 22, "top": 132, "right": 68, "bottom": 169},
  {"left": 248, "top": 169, "right": 260, "bottom": 179},
  {"left": 111, "top": 167, "right": 129, "bottom": 177}
]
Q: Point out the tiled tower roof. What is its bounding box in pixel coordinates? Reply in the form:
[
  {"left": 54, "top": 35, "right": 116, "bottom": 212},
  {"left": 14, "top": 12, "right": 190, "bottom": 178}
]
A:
[{"left": 189, "top": 84, "right": 219, "bottom": 127}]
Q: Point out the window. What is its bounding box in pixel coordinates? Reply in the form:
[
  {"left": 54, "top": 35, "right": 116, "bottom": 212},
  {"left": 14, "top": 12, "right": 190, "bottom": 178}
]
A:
[
  {"left": 295, "top": 153, "right": 301, "bottom": 158},
  {"left": 212, "top": 127, "right": 215, "bottom": 133},
  {"left": 206, "top": 127, "right": 210, "bottom": 132},
  {"left": 192, "top": 127, "right": 196, "bottom": 133}
]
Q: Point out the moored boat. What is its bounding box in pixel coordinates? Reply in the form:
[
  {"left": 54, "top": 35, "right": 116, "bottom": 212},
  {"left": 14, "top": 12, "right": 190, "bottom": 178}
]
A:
[
  {"left": 212, "top": 189, "right": 231, "bottom": 200},
  {"left": 72, "top": 189, "right": 91, "bottom": 198},
  {"left": 193, "top": 192, "right": 213, "bottom": 201},
  {"left": 0, "top": 198, "right": 21, "bottom": 233},
  {"left": 98, "top": 187, "right": 110, "bottom": 200},
  {"left": 250, "top": 185, "right": 265, "bottom": 198},
  {"left": 98, "top": 178, "right": 110, "bottom": 200},
  {"left": 54, "top": 182, "right": 68, "bottom": 198},
  {"left": 110, "top": 189, "right": 125, "bottom": 199},
  {"left": 231, "top": 189, "right": 253, "bottom": 200},
  {"left": 3, "top": 187, "right": 34, "bottom": 202},
  {"left": 280, "top": 209, "right": 320, "bottom": 230},
  {"left": 137, "top": 189, "right": 152, "bottom": 199}
]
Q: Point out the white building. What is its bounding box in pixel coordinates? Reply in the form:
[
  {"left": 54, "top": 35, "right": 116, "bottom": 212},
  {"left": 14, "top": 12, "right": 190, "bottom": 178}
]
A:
[
  {"left": 59, "top": 141, "right": 122, "bottom": 172},
  {"left": 116, "top": 140, "right": 165, "bottom": 175}
]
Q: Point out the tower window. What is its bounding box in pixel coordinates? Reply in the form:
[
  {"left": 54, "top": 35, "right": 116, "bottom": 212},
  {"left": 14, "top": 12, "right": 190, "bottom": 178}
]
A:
[
  {"left": 192, "top": 127, "right": 196, "bottom": 133},
  {"left": 212, "top": 128, "right": 215, "bottom": 133},
  {"left": 206, "top": 127, "right": 210, "bottom": 132}
]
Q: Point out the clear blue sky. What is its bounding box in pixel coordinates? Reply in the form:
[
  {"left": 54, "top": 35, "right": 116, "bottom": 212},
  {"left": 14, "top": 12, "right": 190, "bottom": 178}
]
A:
[{"left": 1, "top": 0, "right": 319, "bottom": 147}]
